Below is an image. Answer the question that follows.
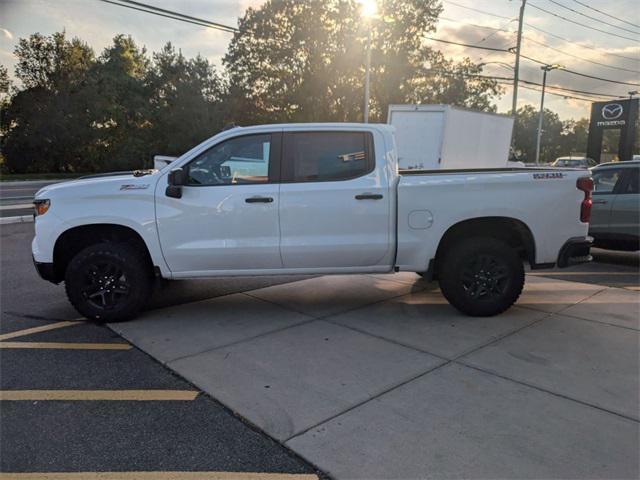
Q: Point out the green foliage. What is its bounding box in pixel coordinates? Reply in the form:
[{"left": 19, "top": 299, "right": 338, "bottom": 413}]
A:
[
  {"left": 224, "top": 0, "right": 500, "bottom": 123},
  {"left": 1, "top": 32, "right": 225, "bottom": 173}
]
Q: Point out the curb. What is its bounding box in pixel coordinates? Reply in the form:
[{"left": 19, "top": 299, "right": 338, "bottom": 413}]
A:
[{"left": 0, "top": 215, "right": 34, "bottom": 225}]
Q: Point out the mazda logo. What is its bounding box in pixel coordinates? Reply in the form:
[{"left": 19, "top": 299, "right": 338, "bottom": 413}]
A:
[{"left": 602, "top": 103, "right": 623, "bottom": 120}]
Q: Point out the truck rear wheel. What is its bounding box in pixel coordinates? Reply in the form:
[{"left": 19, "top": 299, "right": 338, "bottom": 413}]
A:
[
  {"left": 65, "top": 242, "right": 152, "bottom": 322},
  {"left": 438, "top": 237, "right": 524, "bottom": 316}
]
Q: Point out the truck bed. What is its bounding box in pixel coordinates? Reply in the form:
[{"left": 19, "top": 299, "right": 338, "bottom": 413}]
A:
[{"left": 394, "top": 167, "right": 590, "bottom": 272}]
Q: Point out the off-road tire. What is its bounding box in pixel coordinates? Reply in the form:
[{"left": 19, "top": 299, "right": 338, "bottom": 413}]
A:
[
  {"left": 65, "top": 242, "right": 152, "bottom": 322},
  {"left": 438, "top": 237, "right": 524, "bottom": 317}
]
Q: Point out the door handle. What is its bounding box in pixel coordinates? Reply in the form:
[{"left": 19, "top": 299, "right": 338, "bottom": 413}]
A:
[
  {"left": 355, "top": 193, "right": 383, "bottom": 200},
  {"left": 245, "top": 196, "right": 274, "bottom": 203},
  {"left": 592, "top": 199, "right": 608, "bottom": 205}
]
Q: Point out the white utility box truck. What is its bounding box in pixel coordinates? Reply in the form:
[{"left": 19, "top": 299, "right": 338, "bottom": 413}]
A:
[{"left": 387, "top": 104, "right": 514, "bottom": 170}]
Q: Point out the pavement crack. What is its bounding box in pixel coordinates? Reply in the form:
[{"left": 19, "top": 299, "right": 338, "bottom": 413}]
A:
[
  {"left": 284, "top": 359, "right": 452, "bottom": 443},
  {"left": 457, "top": 361, "right": 640, "bottom": 424}
]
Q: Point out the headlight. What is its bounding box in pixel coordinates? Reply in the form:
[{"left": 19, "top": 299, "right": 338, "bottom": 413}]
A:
[{"left": 33, "top": 199, "right": 50, "bottom": 216}]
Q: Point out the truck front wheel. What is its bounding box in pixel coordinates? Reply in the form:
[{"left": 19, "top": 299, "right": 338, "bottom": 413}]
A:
[
  {"left": 65, "top": 242, "right": 152, "bottom": 322},
  {"left": 438, "top": 238, "right": 524, "bottom": 316}
]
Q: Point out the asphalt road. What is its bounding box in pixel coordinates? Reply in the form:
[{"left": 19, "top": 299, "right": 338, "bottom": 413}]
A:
[
  {"left": 0, "top": 180, "right": 61, "bottom": 217},
  {"left": 0, "top": 222, "right": 322, "bottom": 477}
]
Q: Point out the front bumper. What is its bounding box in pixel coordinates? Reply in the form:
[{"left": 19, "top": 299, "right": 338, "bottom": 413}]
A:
[
  {"left": 33, "top": 256, "right": 59, "bottom": 284},
  {"left": 556, "top": 236, "right": 593, "bottom": 268}
]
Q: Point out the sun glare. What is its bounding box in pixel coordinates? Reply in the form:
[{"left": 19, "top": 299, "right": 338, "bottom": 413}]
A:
[{"left": 358, "top": 0, "right": 378, "bottom": 18}]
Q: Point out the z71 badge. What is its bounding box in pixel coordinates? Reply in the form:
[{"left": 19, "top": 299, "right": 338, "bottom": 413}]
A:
[
  {"left": 533, "top": 172, "right": 564, "bottom": 180},
  {"left": 120, "top": 184, "right": 150, "bottom": 190}
]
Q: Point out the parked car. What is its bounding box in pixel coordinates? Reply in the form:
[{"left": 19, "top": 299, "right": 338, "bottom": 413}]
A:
[
  {"left": 589, "top": 160, "right": 639, "bottom": 251},
  {"left": 552, "top": 156, "right": 597, "bottom": 169},
  {"left": 32, "top": 123, "right": 593, "bottom": 321}
]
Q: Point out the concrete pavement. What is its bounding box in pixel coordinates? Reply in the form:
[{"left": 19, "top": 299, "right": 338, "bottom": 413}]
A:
[{"left": 110, "top": 272, "right": 640, "bottom": 479}]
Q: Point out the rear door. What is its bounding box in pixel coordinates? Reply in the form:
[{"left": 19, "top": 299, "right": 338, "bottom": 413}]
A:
[{"left": 278, "top": 129, "right": 392, "bottom": 269}]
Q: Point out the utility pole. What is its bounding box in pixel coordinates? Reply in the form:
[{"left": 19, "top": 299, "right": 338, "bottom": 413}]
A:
[
  {"left": 511, "top": 0, "right": 527, "bottom": 116},
  {"left": 629, "top": 90, "right": 639, "bottom": 99},
  {"left": 364, "top": 28, "right": 372, "bottom": 123},
  {"left": 535, "top": 64, "right": 561, "bottom": 165}
]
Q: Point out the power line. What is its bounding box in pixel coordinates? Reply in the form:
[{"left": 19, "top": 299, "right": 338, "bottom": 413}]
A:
[
  {"left": 545, "top": 0, "right": 640, "bottom": 35},
  {"left": 439, "top": 16, "right": 515, "bottom": 34},
  {"left": 528, "top": 3, "right": 638, "bottom": 42},
  {"left": 426, "top": 36, "right": 640, "bottom": 86},
  {"left": 519, "top": 53, "right": 640, "bottom": 86},
  {"left": 571, "top": 0, "right": 640, "bottom": 30},
  {"left": 499, "top": 81, "right": 609, "bottom": 102},
  {"left": 424, "top": 68, "right": 622, "bottom": 99},
  {"left": 517, "top": 77, "right": 621, "bottom": 98},
  {"left": 438, "top": 13, "right": 638, "bottom": 69},
  {"left": 523, "top": 36, "right": 640, "bottom": 74},
  {"left": 523, "top": 23, "right": 638, "bottom": 63},
  {"left": 96, "top": 0, "right": 238, "bottom": 33},
  {"left": 425, "top": 37, "right": 510, "bottom": 52},
  {"left": 442, "top": 1, "right": 513, "bottom": 20}
]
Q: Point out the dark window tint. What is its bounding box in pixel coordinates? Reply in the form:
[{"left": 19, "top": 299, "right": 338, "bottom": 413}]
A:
[
  {"left": 621, "top": 168, "right": 639, "bottom": 194},
  {"left": 592, "top": 168, "right": 623, "bottom": 194},
  {"left": 187, "top": 134, "right": 271, "bottom": 186},
  {"left": 284, "top": 132, "right": 372, "bottom": 182}
]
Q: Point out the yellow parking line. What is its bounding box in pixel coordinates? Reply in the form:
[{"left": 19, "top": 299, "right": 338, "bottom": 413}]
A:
[
  {"left": 0, "top": 321, "right": 81, "bottom": 341},
  {"left": 0, "top": 390, "right": 199, "bottom": 401},
  {"left": 0, "top": 473, "right": 319, "bottom": 480},
  {"left": 528, "top": 271, "right": 638, "bottom": 276},
  {"left": 0, "top": 342, "right": 131, "bottom": 350}
]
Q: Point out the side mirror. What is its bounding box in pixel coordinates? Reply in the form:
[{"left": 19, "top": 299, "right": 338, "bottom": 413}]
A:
[{"left": 166, "top": 168, "right": 185, "bottom": 198}]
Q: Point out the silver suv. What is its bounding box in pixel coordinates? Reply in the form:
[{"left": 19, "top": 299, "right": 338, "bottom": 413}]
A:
[{"left": 589, "top": 160, "right": 639, "bottom": 251}]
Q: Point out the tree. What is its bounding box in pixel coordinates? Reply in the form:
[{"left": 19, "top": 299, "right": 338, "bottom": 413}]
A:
[
  {"left": 2, "top": 32, "right": 95, "bottom": 173},
  {"left": 558, "top": 117, "right": 589, "bottom": 157},
  {"left": 146, "top": 43, "right": 226, "bottom": 157},
  {"left": 513, "top": 105, "right": 563, "bottom": 163},
  {"left": 80, "top": 35, "right": 151, "bottom": 171},
  {"left": 223, "top": 0, "right": 501, "bottom": 124}
]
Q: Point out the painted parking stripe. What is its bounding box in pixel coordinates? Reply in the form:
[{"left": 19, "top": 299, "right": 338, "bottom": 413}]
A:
[
  {"left": 0, "top": 342, "right": 131, "bottom": 350},
  {"left": 528, "top": 271, "right": 638, "bottom": 276},
  {"left": 0, "top": 390, "right": 199, "bottom": 401},
  {"left": 0, "top": 473, "right": 318, "bottom": 480},
  {"left": 0, "top": 321, "right": 81, "bottom": 341}
]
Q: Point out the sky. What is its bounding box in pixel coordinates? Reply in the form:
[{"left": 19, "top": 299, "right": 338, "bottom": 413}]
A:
[{"left": 0, "top": 0, "right": 638, "bottom": 120}]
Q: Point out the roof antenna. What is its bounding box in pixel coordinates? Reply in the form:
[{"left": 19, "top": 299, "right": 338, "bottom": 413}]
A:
[{"left": 222, "top": 122, "right": 238, "bottom": 131}]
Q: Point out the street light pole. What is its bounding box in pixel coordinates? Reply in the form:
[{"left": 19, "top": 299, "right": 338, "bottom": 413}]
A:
[
  {"left": 364, "top": 27, "right": 372, "bottom": 123},
  {"left": 511, "top": 0, "right": 527, "bottom": 116},
  {"left": 535, "top": 64, "right": 561, "bottom": 165}
]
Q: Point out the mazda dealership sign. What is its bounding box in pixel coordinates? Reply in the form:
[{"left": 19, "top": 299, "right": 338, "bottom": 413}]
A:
[{"left": 587, "top": 98, "right": 638, "bottom": 162}]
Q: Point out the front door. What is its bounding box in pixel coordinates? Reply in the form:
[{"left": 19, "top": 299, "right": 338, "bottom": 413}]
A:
[
  {"left": 610, "top": 168, "right": 640, "bottom": 239},
  {"left": 278, "top": 129, "right": 392, "bottom": 269},
  {"left": 156, "top": 132, "right": 283, "bottom": 274},
  {"left": 590, "top": 167, "right": 624, "bottom": 235}
]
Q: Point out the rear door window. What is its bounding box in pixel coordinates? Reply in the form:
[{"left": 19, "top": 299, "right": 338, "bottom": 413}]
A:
[
  {"left": 592, "top": 168, "right": 624, "bottom": 195},
  {"left": 283, "top": 131, "right": 373, "bottom": 182}
]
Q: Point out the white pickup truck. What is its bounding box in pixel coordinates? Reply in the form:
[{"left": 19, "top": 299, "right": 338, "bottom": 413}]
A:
[{"left": 32, "top": 123, "right": 594, "bottom": 321}]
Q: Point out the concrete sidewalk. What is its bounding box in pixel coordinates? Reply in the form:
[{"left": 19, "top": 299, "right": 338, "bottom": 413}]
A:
[{"left": 110, "top": 274, "right": 640, "bottom": 479}]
